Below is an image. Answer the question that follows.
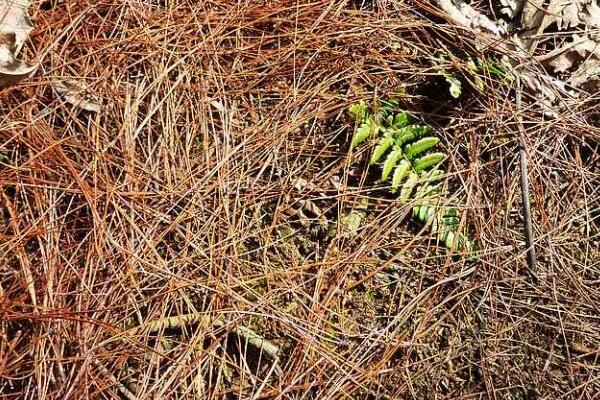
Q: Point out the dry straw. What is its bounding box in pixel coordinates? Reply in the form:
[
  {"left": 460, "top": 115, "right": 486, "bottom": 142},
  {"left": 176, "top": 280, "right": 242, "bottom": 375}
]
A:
[{"left": 1, "top": 1, "right": 598, "bottom": 399}]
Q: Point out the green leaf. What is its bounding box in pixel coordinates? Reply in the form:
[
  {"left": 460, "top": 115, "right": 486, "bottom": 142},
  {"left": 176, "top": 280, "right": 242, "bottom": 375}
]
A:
[
  {"left": 413, "top": 152, "right": 446, "bottom": 172},
  {"left": 466, "top": 58, "right": 479, "bottom": 73},
  {"left": 482, "top": 59, "right": 507, "bottom": 78},
  {"left": 394, "top": 125, "right": 432, "bottom": 147},
  {"left": 445, "top": 231, "right": 456, "bottom": 249},
  {"left": 474, "top": 75, "right": 485, "bottom": 92},
  {"left": 414, "top": 170, "right": 445, "bottom": 198},
  {"left": 404, "top": 137, "right": 440, "bottom": 160},
  {"left": 380, "top": 98, "right": 400, "bottom": 111},
  {"left": 381, "top": 148, "right": 403, "bottom": 181},
  {"left": 444, "top": 207, "right": 458, "bottom": 218},
  {"left": 351, "top": 119, "right": 378, "bottom": 149},
  {"left": 351, "top": 125, "right": 371, "bottom": 149},
  {"left": 349, "top": 100, "right": 368, "bottom": 121},
  {"left": 419, "top": 204, "right": 431, "bottom": 222},
  {"left": 480, "top": 58, "right": 515, "bottom": 84},
  {"left": 447, "top": 76, "right": 462, "bottom": 98},
  {"left": 374, "top": 99, "right": 398, "bottom": 123},
  {"left": 414, "top": 203, "right": 436, "bottom": 224},
  {"left": 412, "top": 205, "right": 421, "bottom": 220},
  {"left": 399, "top": 172, "right": 418, "bottom": 204},
  {"left": 443, "top": 214, "right": 459, "bottom": 227},
  {"left": 391, "top": 160, "right": 411, "bottom": 192},
  {"left": 415, "top": 183, "right": 442, "bottom": 201},
  {"left": 439, "top": 71, "right": 462, "bottom": 98},
  {"left": 443, "top": 232, "right": 473, "bottom": 252},
  {"left": 370, "top": 135, "right": 394, "bottom": 164},
  {"left": 431, "top": 215, "right": 440, "bottom": 233},
  {"left": 393, "top": 112, "right": 412, "bottom": 129},
  {"left": 420, "top": 169, "right": 444, "bottom": 184},
  {"left": 385, "top": 115, "right": 394, "bottom": 126}
]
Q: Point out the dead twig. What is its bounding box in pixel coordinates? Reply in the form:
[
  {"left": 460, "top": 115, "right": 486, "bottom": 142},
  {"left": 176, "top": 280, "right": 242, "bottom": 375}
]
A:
[{"left": 515, "top": 76, "right": 538, "bottom": 277}]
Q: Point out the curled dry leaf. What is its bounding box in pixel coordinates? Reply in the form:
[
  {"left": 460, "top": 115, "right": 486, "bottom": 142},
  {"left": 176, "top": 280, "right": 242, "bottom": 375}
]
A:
[
  {"left": 499, "top": 0, "right": 523, "bottom": 19},
  {"left": 0, "top": 0, "right": 33, "bottom": 52},
  {"left": 54, "top": 79, "right": 102, "bottom": 112},
  {"left": 521, "top": 0, "right": 600, "bottom": 46},
  {"left": 520, "top": 0, "right": 544, "bottom": 30},
  {"left": 569, "top": 58, "right": 600, "bottom": 89},
  {"left": 553, "top": 1, "right": 582, "bottom": 30},
  {"left": 524, "top": 0, "right": 584, "bottom": 32},
  {"left": 539, "top": 33, "right": 600, "bottom": 73},
  {"left": 0, "top": 35, "right": 35, "bottom": 87},
  {"left": 0, "top": 0, "right": 35, "bottom": 88},
  {"left": 293, "top": 177, "right": 309, "bottom": 191},
  {"left": 518, "top": 0, "right": 600, "bottom": 93},
  {"left": 582, "top": 1, "right": 600, "bottom": 26},
  {"left": 435, "top": 0, "right": 600, "bottom": 106},
  {"left": 434, "top": 0, "right": 505, "bottom": 35}
]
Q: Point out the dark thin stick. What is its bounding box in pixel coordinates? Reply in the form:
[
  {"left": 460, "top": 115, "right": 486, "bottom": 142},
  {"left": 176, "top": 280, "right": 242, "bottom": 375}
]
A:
[
  {"left": 519, "top": 146, "right": 536, "bottom": 269},
  {"left": 515, "top": 77, "right": 537, "bottom": 274}
]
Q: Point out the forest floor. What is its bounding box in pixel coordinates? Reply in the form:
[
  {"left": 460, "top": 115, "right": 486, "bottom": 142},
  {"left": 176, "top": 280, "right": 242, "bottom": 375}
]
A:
[{"left": 1, "top": 1, "right": 599, "bottom": 399}]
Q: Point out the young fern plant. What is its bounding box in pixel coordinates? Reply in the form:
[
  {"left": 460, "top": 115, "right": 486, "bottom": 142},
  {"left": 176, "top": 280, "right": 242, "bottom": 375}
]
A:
[{"left": 350, "top": 100, "right": 475, "bottom": 253}]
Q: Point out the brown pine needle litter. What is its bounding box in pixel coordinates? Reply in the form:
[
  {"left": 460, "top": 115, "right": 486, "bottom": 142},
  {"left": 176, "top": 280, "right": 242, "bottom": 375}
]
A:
[{"left": 1, "top": 1, "right": 599, "bottom": 399}]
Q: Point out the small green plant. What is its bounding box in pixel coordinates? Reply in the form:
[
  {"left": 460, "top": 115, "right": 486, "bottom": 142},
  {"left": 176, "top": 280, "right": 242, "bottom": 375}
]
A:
[
  {"left": 434, "top": 53, "right": 515, "bottom": 98},
  {"left": 350, "top": 100, "right": 475, "bottom": 253},
  {"left": 438, "top": 70, "right": 464, "bottom": 98}
]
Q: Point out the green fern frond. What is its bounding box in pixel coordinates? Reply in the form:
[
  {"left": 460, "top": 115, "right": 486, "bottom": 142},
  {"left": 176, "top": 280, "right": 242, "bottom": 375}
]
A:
[
  {"left": 391, "top": 160, "right": 411, "bottom": 192},
  {"left": 351, "top": 118, "right": 378, "bottom": 149},
  {"left": 394, "top": 125, "right": 431, "bottom": 147},
  {"left": 418, "top": 169, "right": 445, "bottom": 185},
  {"left": 413, "top": 152, "right": 446, "bottom": 172},
  {"left": 381, "top": 147, "right": 403, "bottom": 181},
  {"left": 349, "top": 100, "right": 369, "bottom": 121},
  {"left": 378, "top": 98, "right": 400, "bottom": 115},
  {"left": 348, "top": 100, "right": 475, "bottom": 254},
  {"left": 412, "top": 201, "right": 475, "bottom": 252},
  {"left": 405, "top": 137, "right": 440, "bottom": 160},
  {"left": 399, "top": 172, "right": 418, "bottom": 204},
  {"left": 393, "top": 112, "right": 412, "bottom": 129},
  {"left": 370, "top": 133, "right": 394, "bottom": 164}
]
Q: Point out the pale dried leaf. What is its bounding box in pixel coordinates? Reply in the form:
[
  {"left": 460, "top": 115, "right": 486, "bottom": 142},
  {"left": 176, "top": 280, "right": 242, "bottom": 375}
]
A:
[
  {"left": 0, "top": 0, "right": 33, "bottom": 53},
  {"left": 569, "top": 58, "right": 600, "bottom": 88},
  {"left": 557, "top": 2, "right": 582, "bottom": 29},
  {"left": 581, "top": 1, "right": 600, "bottom": 27},
  {"left": 0, "top": 42, "right": 34, "bottom": 87},
  {"left": 540, "top": 0, "right": 570, "bottom": 31},
  {"left": 210, "top": 99, "right": 224, "bottom": 111},
  {"left": 500, "top": 0, "right": 523, "bottom": 19},
  {"left": 548, "top": 51, "right": 580, "bottom": 73},
  {"left": 534, "top": 0, "right": 595, "bottom": 32},
  {"left": 521, "top": 0, "right": 545, "bottom": 29},
  {"left": 293, "top": 177, "right": 309, "bottom": 191},
  {"left": 435, "top": 0, "right": 505, "bottom": 35},
  {"left": 539, "top": 34, "right": 600, "bottom": 73},
  {"left": 520, "top": 73, "right": 559, "bottom": 105},
  {"left": 54, "top": 79, "right": 102, "bottom": 112},
  {"left": 0, "top": 0, "right": 35, "bottom": 87}
]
